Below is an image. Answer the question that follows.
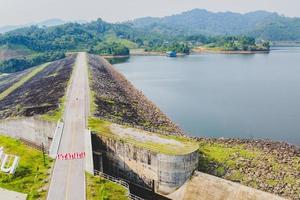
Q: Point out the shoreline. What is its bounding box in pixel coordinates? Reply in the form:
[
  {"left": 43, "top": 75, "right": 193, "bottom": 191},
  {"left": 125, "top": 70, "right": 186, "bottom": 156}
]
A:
[
  {"left": 193, "top": 47, "right": 270, "bottom": 54},
  {"left": 101, "top": 55, "right": 130, "bottom": 59},
  {"left": 130, "top": 50, "right": 187, "bottom": 57}
]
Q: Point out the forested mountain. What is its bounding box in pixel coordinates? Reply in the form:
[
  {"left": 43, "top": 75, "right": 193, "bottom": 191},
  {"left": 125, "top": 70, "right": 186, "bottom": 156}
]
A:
[
  {"left": 128, "top": 9, "right": 300, "bottom": 41},
  {"left": 0, "top": 19, "right": 137, "bottom": 52},
  {"left": 0, "top": 19, "right": 138, "bottom": 72}
]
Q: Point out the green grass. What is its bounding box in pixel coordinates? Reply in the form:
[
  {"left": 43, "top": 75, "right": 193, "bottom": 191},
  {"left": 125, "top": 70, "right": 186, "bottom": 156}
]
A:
[
  {"left": 0, "top": 63, "right": 49, "bottom": 100},
  {"left": 86, "top": 173, "right": 129, "bottom": 200},
  {"left": 227, "top": 171, "right": 244, "bottom": 182},
  {"left": 87, "top": 60, "right": 97, "bottom": 116},
  {"left": 104, "top": 34, "right": 138, "bottom": 49},
  {"left": 88, "top": 117, "right": 198, "bottom": 155},
  {"left": 199, "top": 142, "right": 259, "bottom": 164},
  {"left": 266, "top": 179, "right": 279, "bottom": 187},
  {"left": 198, "top": 142, "right": 260, "bottom": 180},
  {"left": 199, "top": 142, "right": 260, "bottom": 167},
  {"left": 0, "top": 135, "right": 53, "bottom": 199},
  {"left": 40, "top": 96, "right": 65, "bottom": 122}
]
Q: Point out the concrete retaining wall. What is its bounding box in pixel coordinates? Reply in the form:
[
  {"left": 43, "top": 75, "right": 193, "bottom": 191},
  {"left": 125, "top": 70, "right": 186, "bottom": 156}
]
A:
[
  {"left": 0, "top": 117, "right": 56, "bottom": 149},
  {"left": 166, "top": 171, "right": 286, "bottom": 200},
  {"left": 85, "top": 129, "right": 94, "bottom": 174},
  {"left": 92, "top": 134, "right": 198, "bottom": 195}
]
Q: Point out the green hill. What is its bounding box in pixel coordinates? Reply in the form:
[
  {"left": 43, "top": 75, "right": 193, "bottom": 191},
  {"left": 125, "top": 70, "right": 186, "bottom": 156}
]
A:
[{"left": 129, "top": 9, "right": 300, "bottom": 41}]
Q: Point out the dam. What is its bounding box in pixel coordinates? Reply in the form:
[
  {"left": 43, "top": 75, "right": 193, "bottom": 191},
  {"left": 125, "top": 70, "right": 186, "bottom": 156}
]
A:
[{"left": 91, "top": 121, "right": 199, "bottom": 195}]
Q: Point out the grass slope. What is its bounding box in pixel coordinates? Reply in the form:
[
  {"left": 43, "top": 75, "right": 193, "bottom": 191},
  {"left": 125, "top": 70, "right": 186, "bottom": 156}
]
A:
[
  {"left": 86, "top": 173, "right": 129, "bottom": 200},
  {"left": 0, "top": 135, "right": 52, "bottom": 199},
  {"left": 104, "top": 35, "right": 138, "bottom": 49},
  {"left": 0, "top": 63, "right": 49, "bottom": 100},
  {"left": 40, "top": 96, "right": 65, "bottom": 122}
]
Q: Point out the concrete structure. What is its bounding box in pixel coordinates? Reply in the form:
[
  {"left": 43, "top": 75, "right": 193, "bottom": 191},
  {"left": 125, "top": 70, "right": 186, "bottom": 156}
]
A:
[
  {"left": 0, "top": 117, "right": 56, "bottom": 149},
  {"left": 49, "top": 121, "right": 64, "bottom": 158},
  {"left": 92, "top": 133, "right": 199, "bottom": 195},
  {"left": 166, "top": 171, "right": 286, "bottom": 200},
  {"left": 0, "top": 188, "right": 27, "bottom": 200},
  {"left": 84, "top": 129, "right": 94, "bottom": 174}
]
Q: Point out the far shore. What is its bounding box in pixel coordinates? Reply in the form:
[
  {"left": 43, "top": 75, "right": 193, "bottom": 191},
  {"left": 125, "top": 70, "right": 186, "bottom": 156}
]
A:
[
  {"left": 130, "top": 49, "right": 187, "bottom": 57},
  {"left": 193, "top": 47, "right": 270, "bottom": 54},
  {"left": 101, "top": 55, "right": 130, "bottom": 59}
]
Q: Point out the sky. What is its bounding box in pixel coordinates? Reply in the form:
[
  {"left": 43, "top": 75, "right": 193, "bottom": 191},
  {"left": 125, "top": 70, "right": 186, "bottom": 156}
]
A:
[{"left": 0, "top": 0, "right": 299, "bottom": 26}]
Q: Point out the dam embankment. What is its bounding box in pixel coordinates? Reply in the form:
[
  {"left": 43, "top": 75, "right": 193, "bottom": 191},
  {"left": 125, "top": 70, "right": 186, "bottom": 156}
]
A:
[{"left": 88, "top": 54, "right": 184, "bottom": 136}]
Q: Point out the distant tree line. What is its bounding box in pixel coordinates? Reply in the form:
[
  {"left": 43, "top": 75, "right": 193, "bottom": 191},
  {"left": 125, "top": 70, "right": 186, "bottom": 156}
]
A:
[
  {"left": 88, "top": 42, "right": 129, "bottom": 56},
  {"left": 184, "top": 35, "right": 270, "bottom": 51},
  {"left": 144, "top": 42, "right": 190, "bottom": 54}
]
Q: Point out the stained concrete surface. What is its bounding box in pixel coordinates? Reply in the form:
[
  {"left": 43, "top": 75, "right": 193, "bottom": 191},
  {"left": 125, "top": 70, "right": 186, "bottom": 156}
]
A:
[
  {"left": 0, "top": 188, "right": 27, "bottom": 200},
  {"left": 166, "top": 171, "right": 286, "bottom": 200}
]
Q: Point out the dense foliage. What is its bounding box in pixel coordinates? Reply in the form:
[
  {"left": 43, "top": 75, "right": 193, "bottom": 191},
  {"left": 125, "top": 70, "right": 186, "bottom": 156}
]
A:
[
  {"left": 0, "top": 19, "right": 137, "bottom": 52},
  {"left": 0, "top": 51, "right": 65, "bottom": 73},
  {"left": 145, "top": 42, "right": 190, "bottom": 54},
  {"left": 0, "top": 19, "right": 136, "bottom": 72},
  {"left": 88, "top": 42, "right": 129, "bottom": 56},
  {"left": 204, "top": 36, "right": 270, "bottom": 51}
]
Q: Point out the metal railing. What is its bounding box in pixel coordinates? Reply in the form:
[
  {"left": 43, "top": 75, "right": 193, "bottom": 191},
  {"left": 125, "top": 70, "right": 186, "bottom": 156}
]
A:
[
  {"left": 93, "top": 170, "right": 144, "bottom": 200},
  {"left": 94, "top": 170, "right": 129, "bottom": 189},
  {"left": 19, "top": 137, "right": 49, "bottom": 154},
  {"left": 129, "top": 194, "right": 145, "bottom": 200}
]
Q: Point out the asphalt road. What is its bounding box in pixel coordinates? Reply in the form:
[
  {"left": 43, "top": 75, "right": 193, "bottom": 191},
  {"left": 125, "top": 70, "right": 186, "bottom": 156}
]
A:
[{"left": 47, "top": 52, "right": 89, "bottom": 200}]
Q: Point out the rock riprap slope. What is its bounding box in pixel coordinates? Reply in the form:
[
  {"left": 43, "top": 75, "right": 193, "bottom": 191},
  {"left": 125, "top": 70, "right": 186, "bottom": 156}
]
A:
[
  {"left": 88, "top": 54, "right": 184, "bottom": 136},
  {"left": 0, "top": 55, "right": 75, "bottom": 119}
]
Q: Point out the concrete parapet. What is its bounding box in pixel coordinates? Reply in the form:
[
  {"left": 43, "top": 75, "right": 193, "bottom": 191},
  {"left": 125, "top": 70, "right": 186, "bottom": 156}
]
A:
[
  {"left": 85, "top": 129, "right": 94, "bottom": 174},
  {"left": 49, "top": 121, "right": 64, "bottom": 158}
]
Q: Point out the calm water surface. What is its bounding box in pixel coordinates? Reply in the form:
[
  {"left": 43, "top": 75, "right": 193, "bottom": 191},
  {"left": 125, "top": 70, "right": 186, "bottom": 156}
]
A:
[{"left": 115, "top": 47, "right": 300, "bottom": 145}]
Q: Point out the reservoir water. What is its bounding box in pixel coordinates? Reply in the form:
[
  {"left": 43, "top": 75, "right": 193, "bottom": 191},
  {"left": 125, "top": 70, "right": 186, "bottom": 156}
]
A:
[{"left": 114, "top": 47, "right": 300, "bottom": 146}]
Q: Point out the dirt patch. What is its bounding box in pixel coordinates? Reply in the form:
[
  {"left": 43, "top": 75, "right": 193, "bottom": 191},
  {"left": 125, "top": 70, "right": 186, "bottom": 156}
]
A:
[{"left": 0, "top": 48, "right": 31, "bottom": 61}]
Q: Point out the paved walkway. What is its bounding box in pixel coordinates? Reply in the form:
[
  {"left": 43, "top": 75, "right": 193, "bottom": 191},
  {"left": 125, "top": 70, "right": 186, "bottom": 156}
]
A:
[
  {"left": 0, "top": 188, "right": 27, "bottom": 200},
  {"left": 47, "top": 52, "right": 89, "bottom": 200}
]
